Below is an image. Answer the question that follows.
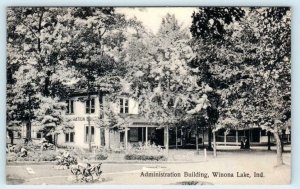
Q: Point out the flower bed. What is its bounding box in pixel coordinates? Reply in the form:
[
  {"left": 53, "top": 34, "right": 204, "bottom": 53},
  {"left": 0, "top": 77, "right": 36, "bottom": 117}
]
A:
[
  {"left": 70, "top": 147, "right": 109, "bottom": 161},
  {"left": 95, "top": 153, "right": 108, "bottom": 160},
  {"left": 124, "top": 154, "right": 167, "bottom": 161},
  {"left": 7, "top": 150, "right": 59, "bottom": 162},
  {"left": 124, "top": 144, "right": 167, "bottom": 161}
]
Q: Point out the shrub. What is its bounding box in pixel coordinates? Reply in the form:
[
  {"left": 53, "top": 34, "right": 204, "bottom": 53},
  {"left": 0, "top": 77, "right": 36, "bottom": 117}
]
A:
[
  {"left": 70, "top": 147, "right": 88, "bottom": 159},
  {"left": 95, "top": 153, "right": 108, "bottom": 160},
  {"left": 7, "top": 154, "right": 17, "bottom": 162},
  {"left": 13, "top": 144, "right": 23, "bottom": 153},
  {"left": 111, "top": 147, "right": 125, "bottom": 154},
  {"left": 56, "top": 150, "right": 78, "bottom": 167},
  {"left": 124, "top": 144, "right": 167, "bottom": 161},
  {"left": 39, "top": 151, "right": 58, "bottom": 161},
  {"left": 6, "top": 149, "right": 59, "bottom": 162},
  {"left": 124, "top": 154, "right": 167, "bottom": 161}
]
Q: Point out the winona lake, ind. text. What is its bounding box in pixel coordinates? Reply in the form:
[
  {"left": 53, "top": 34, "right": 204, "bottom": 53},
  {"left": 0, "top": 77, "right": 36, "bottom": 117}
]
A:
[{"left": 140, "top": 171, "right": 265, "bottom": 179}]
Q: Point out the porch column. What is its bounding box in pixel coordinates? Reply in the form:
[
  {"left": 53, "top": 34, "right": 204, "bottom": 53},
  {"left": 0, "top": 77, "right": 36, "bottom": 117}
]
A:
[
  {"left": 141, "top": 127, "right": 143, "bottom": 143},
  {"left": 259, "top": 130, "right": 262, "bottom": 143},
  {"left": 145, "top": 126, "right": 148, "bottom": 146},
  {"left": 125, "top": 127, "right": 128, "bottom": 149},
  {"left": 164, "top": 126, "right": 169, "bottom": 153},
  {"left": 236, "top": 130, "right": 238, "bottom": 144}
]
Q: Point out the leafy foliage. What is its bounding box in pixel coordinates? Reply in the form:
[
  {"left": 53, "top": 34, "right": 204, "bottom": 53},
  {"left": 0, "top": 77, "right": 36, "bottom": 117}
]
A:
[
  {"left": 190, "top": 7, "right": 291, "bottom": 164},
  {"left": 190, "top": 7, "right": 245, "bottom": 40}
]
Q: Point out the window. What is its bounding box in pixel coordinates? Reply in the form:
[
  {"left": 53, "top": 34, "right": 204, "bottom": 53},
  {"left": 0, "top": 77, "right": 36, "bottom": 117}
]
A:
[
  {"left": 86, "top": 98, "right": 95, "bottom": 114},
  {"left": 65, "top": 132, "right": 75, "bottom": 143},
  {"left": 85, "top": 126, "right": 95, "bottom": 143},
  {"left": 120, "top": 98, "right": 129, "bottom": 114},
  {"left": 66, "top": 100, "right": 74, "bottom": 114},
  {"left": 36, "top": 132, "right": 42, "bottom": 139}
]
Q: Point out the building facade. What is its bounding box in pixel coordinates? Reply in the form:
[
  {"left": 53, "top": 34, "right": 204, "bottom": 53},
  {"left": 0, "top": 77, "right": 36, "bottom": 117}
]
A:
[
  {"left": 7, "top": 92, "right": 291, "bottom": 149},
  {"left": 54, "top": 92, "right": 168, "bottom": 149}
]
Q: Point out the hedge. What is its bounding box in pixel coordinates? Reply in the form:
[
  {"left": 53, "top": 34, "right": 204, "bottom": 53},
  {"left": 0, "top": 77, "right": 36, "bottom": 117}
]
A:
[{"left": 124, "top": 153, "right": 167, "bottom": 161}]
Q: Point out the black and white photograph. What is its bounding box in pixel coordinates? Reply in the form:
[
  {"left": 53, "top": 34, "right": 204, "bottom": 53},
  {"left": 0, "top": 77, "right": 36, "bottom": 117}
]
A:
[{"left": 6, "top": 7, "right": 291, "bottom": 185}]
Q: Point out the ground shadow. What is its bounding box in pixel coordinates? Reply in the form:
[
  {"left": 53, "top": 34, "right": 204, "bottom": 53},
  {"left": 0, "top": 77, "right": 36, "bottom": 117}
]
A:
[{"left": 6, "top": 175, "right": 25, "bottom": 185}]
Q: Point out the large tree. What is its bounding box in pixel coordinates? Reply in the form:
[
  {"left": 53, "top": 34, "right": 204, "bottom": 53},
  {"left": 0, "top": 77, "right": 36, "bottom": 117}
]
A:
[
  {"left": 7, "top": 7, "right": 80, "bottom": 142},
  {"left": 190, "top": 7, "right": 291, "bottom": 165},
  {"left": 123, "top": 14, "right": 210, "bottom": 153},
  {"left": 64, "top": 7, "right": 131, "bottom": 152}
]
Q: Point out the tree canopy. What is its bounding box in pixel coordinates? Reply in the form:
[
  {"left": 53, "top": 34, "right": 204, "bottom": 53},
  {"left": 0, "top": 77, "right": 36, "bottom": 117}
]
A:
[{"left": 7, "top": 7, "right": 291, "bottom": 165}]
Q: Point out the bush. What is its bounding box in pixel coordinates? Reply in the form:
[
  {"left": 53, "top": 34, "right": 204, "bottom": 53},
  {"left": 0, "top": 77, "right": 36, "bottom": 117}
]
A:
[
  {"left": 13, "top": 144, "right": 23, "bottom": 153},
  {"left": 6, "top": 149, "right": 59, "bottom": 162},
  {"left": 56, "top": 150, "right": 78, "bottom": 167},
  {"left": 124, "top": 154, "right": 167, "bottom": 161},
  {"left": 69, "top": 147, "right": 91, "bottom": 160},
  {"left": 39, "top": 151, "right": 58, "bottom": 161},
  {"left": 95, "top": 153, "right": 108, "bottom": 160},
  {"left": 111, "top": 147, "right": 125, "bottom": 154},
  {"left": 124, "top": 144, "right": 167, "bottom": 161}
]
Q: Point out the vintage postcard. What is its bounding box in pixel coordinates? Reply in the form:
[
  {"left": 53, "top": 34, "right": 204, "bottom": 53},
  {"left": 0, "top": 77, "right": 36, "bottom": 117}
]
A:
[{"left": 6, "top": 7, "right": 291, "bottom": 185}]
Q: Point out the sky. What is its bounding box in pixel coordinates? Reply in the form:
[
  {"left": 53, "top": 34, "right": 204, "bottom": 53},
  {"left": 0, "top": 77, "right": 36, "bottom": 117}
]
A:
[{"left": 116, "top": 7, "right": 198, "bottom": 33}]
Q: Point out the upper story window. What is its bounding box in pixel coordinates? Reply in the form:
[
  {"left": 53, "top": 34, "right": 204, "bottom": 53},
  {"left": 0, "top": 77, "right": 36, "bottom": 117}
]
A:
[
  {"left": 66, "top": 100, "right": 74, "bottom": 114},
  {"left": 65, "top": 132, "right": 75, "bottom": 143},
  {"left": 120, "top": 98, "right": 129, "bottom": 114},
  {"left": 86, "top": 98, "right": 95, "bottom": 114},
  {"left": 36, "top": 132, "right": 43, "bottom": 139}
]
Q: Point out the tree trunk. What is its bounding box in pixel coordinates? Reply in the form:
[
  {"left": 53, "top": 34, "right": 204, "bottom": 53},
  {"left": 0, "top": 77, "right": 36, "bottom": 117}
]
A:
[
  {"left": 27, "top": 120, "right": 32, "bottom": 141},
  {"left": 108, "top": 129, "right": 111, "bottom": 149},
  {"left": 208, "top": 126, "right": 212, "bottom": 150},
  {"left": 166, "top": 125, "right": 169, "bottom": 155},
  {"left": 53, "top": 133, "right": 58, "bottom": 150},
  {"left": 202, "top": 128, "right": 205, "bottom": 148},
  {"left": 195, "top": 124, "right": 199, "bottom": 154},
  {"left": 273, "top": 130, "right": 284, "bottom": 166},
  {"left": 10, "top": 131, "right": 14, "bottom": 145},
  {"left": 175, "top": 127, "right": 178, "bottom": 150},
  {"left": 281, "top": 133, "right": 285, "bottom": 153},
  {"left": 88, "top": 116, "right": 92, "bottom": 152},
  {"left": 27, "top": 95, "right": 32, "bottom": 141},
  {"left": 213, "top": 131, "right": 217, "bottom": 157},
  {"left": 87, "top": 80, "right": 92, "bottom": 152}
]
